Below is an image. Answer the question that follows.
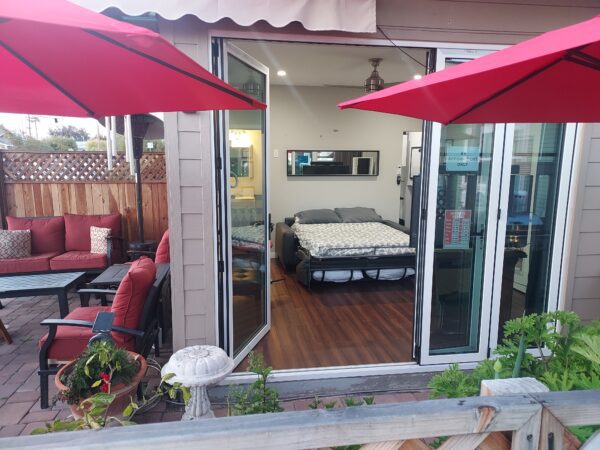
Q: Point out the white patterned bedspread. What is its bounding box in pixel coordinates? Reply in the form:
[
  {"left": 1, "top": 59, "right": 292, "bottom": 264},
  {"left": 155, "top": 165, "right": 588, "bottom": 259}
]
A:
[
  {"left": 232, "top": 225, "right": 264, "bottom": 250},
  {"left": 291, "top": 222, "right": 415, "bottom": 258}
]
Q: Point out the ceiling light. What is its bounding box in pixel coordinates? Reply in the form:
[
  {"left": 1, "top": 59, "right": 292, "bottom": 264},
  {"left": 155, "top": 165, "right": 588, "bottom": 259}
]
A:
[
  {"left": 364, "top": 58, "right": 384, "bottom": 93},
  {"left": 277, "top": 70, "right": 287, "bottom": 77},
  {"left": 414, "top": 74, "right": 423, "bottom": 80}
]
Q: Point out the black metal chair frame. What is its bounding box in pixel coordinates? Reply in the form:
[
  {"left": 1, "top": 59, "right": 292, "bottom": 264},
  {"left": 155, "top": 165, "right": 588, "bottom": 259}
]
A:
[{"left": 37, "top": 264, "right": 170, "bottom": 409}]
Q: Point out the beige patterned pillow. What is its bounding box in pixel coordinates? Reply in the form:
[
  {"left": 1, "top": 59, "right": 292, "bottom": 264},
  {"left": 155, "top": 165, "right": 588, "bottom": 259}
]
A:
[
  {"left": 90, "top": 226, "right": 111, "bottom": 254},
  {"left": 0, "top": 230, "right": 31, "bottom": 259}
]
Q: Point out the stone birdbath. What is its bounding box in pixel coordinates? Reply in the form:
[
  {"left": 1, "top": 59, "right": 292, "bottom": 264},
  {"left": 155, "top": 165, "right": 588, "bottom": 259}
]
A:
[{"left": 161, "top": 345, "right": 234, "bottom": 420}]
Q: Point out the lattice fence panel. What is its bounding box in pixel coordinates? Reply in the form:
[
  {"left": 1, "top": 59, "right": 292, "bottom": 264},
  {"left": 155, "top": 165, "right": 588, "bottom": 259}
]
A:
[{"left": 1, "top": 151, "right": 166, "bottom": 183}]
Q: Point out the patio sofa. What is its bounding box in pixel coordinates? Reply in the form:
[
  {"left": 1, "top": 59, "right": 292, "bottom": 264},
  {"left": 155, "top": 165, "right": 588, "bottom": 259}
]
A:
[{"left": 0, "top": 213, "right": 123, "bottom": 275}]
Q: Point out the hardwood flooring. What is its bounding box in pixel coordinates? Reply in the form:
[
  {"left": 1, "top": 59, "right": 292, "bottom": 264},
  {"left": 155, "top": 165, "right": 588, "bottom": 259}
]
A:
[{"left": 235, "top": 260, "right": 415, "bottom": 371}]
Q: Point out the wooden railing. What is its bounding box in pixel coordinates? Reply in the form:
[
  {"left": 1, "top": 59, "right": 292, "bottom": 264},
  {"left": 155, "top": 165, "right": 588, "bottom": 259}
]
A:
[{"left": 1, "top": 379, "right": 598, "bottom": 450}]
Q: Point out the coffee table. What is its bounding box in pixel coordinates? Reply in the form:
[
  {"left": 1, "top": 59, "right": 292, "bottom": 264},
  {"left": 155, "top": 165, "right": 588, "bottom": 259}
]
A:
[{"left": 0, "top": 272, "right": 86, "bottom": 318}]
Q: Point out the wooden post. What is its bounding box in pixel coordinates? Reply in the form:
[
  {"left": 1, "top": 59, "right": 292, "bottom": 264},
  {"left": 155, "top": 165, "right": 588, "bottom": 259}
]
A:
[{"left": 480, "top": 378, "right": 548, "bottom": 450}]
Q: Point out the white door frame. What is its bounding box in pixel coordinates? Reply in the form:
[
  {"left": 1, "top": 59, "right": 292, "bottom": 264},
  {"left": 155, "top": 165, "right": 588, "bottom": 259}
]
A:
[{"left": 222, "top": 41, "right": 271, "bottom": 366}]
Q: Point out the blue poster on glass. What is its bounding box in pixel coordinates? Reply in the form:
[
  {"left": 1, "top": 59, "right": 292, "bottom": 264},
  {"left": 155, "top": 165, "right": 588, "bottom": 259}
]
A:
[{"left": 446, "top": 146, "right": 480, "bottom": 172}]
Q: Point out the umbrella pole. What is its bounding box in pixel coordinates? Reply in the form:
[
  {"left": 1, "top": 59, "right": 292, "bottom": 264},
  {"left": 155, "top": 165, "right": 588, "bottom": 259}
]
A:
[{"left": 133, "top": 136, "right": 144, "bottom": 243}]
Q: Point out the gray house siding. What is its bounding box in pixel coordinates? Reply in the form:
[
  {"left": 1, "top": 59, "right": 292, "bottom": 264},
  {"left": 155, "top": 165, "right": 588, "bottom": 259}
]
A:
[
  {"left": 160, "top": 18, "right": 217, "bottom": 349},
  {"left": 565, "top": 124, "right": 600, "bottom": 323}
]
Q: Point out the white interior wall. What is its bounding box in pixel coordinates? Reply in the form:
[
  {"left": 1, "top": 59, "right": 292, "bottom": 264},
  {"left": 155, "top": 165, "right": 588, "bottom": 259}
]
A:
[{"left": 269, "top": 85, "right": 422, "bottom": 227}]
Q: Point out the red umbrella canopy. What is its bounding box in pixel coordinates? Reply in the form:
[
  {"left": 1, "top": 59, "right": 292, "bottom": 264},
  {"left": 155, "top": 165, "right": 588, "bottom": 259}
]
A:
[
  {"left": 339, "top": 14, "right": 600, "bottom": 124},
  {"left": 0, "top": 0, "right": 266, "bottom": 117}
]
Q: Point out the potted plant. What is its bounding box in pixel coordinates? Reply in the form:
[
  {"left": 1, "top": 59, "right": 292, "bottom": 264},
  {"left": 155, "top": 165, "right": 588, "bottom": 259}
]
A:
[{"left": 55, "top": 340, "right": 147, "bottom": 419}]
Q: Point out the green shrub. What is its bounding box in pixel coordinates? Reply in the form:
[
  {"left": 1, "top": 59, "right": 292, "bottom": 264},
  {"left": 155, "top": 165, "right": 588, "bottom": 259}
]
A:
[
  {"left": 227, "top": 352, "right": 283, "bottom": 415},
  {"left": 59, "top": 341, "right": 138, "bottom": 405},
  {"left": 428, "top": 311, "right": 600, "bottom": 441}
]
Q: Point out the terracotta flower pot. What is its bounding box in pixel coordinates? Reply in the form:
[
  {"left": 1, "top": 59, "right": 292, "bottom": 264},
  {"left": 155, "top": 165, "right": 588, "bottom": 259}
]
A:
[{"left": 55, "top": 351, "right": 147, "bottom": 419}]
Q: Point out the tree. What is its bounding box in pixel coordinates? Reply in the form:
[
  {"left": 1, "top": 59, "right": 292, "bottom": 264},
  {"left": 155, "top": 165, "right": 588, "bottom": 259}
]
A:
[
  {"left": 42, "top": 136, "right": 77, "bottom": 151},
  {"left": 0, "top": 125, "right": 24, "bottom": 147},
  {"left": 49, "top": 125, "right": 90, "bottom": 142},
  {"left": 86, "top": 135, "right": 125, "bottom": 152}
]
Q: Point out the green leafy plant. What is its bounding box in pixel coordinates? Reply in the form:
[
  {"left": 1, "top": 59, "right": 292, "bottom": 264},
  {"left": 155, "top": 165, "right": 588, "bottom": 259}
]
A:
[
  {"left": 227, "top": 352, "right": 283, "bottom": 415},
  {"left": 58, "top": 341, "right": 138, "bottom": 405},
  {"left": 122, "top": 372, "right": 191, "bottom": 418},
  {"left": 428, "top": 312, "right": 600, "bottom": 442},
  {"left": 32, "top": 393, "right": 134, "bottom": 434},
  {"left": 33, "top": 372, "right": 190, "bottom": 435}
]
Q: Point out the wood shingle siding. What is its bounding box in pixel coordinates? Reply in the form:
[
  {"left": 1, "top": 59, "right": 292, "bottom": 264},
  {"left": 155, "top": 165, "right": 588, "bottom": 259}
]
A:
[
  {"left": 161, "top": 18, "right": 217, "bottom": 349},
  {"left": 565, "top": 123, "right": 600, "bottom": 322}
]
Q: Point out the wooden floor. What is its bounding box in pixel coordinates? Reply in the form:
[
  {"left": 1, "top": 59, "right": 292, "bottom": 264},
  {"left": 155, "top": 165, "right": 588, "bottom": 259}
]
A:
[{"left": 235, "top": 260, "right": 415, "bottom": 371}]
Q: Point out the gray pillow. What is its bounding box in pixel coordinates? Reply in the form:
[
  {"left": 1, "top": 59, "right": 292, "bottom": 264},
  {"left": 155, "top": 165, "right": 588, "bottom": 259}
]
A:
[
  {"left": 294, "top": 209, "right": 341, "bottom": 224},
  {"left": 335, "top": 207, "right": 383, "bottom": 223}
]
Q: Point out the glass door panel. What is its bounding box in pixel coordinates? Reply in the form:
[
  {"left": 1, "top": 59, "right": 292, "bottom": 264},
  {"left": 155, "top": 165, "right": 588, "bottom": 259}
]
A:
[
  {"left": 223, "top": 43, "right": 270, "bottom": 363},
  {"left": 430, "top": 124, "right": 495, "bottom": 354},
  {"left": 494, "top": 123, "right": 572, "bottom": 342},
  {"left": 419, "top": 49, "right": 503, "bottom": 364}
]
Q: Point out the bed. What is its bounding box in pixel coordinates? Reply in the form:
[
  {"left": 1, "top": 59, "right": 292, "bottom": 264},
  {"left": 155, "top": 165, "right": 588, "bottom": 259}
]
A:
[{"left": 275, "top": 207, "right": 416, "bottom": 287}]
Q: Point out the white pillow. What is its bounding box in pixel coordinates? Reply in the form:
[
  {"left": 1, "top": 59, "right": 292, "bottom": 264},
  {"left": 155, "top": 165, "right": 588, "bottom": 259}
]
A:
[
  {"left": 0, "top": 230, "right": 31, "bottom": 259},
  {"left": 90, "top": 226, "right": 111, "bottom": 254}
]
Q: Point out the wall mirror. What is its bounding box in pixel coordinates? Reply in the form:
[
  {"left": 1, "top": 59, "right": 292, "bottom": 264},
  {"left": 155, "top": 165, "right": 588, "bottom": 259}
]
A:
[{"left": 287, "top": 150, "right": 379, "bottom": 176}]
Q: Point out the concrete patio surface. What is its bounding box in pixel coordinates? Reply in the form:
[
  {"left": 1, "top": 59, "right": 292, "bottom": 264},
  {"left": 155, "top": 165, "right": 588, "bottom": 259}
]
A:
[{"left": 0, "top": 290, "right": 429, "bottom": 439}]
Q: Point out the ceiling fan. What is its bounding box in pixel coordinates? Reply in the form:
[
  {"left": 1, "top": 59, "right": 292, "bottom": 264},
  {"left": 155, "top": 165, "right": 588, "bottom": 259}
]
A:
[{"left": 323, "top": 58, "right": 400, "bottom": 90}]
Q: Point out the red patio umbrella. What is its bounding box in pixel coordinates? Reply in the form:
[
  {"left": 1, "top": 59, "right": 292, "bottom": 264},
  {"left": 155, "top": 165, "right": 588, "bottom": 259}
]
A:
[
  {"left": 339, "top": 14, "right": 600, "bottom": 124},
  {"left": 0, "top": 0, "right": 266, "bottom": 117}
]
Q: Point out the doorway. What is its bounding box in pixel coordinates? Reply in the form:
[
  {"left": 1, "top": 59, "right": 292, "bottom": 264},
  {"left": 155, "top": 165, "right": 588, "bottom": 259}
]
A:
[{"left": 214, "top": 38, "right": 428, "bottom": 371}]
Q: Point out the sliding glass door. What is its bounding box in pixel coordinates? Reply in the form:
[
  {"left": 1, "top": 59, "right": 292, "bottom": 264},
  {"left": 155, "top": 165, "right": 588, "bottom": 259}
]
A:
[
  {"left": 216, "top": 41, "right": 271, "bottom": 365},
  {"left": 418, "top": 48, "right": 577, "bottom": 364}
]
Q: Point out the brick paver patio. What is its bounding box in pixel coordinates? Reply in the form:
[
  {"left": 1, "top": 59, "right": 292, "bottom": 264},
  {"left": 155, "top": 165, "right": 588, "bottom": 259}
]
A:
[{"left": 0, "top": 290, "right": 428, "bottom": 439}]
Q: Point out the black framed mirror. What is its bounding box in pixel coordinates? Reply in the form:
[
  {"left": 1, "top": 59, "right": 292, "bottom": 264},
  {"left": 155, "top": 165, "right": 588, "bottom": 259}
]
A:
[{"left": 287, "top": 150, "right": 379, "bottom": 176}]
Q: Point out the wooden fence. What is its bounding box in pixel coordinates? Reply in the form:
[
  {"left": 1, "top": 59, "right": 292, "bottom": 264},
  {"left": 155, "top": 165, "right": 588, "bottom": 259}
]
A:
[
  {"left": 0, "top": 151, "right": 168, "bottom": 244},
  {"left": 1, "top": 379, "right": 599, "bottom": 450}
]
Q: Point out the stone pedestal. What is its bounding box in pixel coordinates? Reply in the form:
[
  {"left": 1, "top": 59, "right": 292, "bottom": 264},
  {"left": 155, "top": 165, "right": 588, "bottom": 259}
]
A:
[{"left": 161, "top": 345, "right": 234, "bottom": 421}]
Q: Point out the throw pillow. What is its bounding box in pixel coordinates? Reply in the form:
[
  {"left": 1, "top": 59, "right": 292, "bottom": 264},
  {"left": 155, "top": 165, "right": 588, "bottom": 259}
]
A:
[
  {"left": 294, "top": 209, "right": 342, "bottom": 224},
  {"left": 0, "top": 230, "right": 31, "bottom": 259},
  {"left": 335, "top": 207, "right": 383, "bottom": 223},
  {"left": 90, "top": 226, "right": 111, "bottom": 254}
]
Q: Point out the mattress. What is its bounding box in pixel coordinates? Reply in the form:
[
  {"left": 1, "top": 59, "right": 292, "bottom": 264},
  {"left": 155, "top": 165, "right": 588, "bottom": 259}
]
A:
[{"left": 291, "top": 222, "right": 415, "bottom": 258}]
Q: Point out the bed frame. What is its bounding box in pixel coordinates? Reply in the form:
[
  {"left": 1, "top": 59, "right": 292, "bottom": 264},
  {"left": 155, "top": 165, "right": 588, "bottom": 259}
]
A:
[
  {"left": 295, "top": 246, "right": 416, "bottom": 288},
  {"left": 275, "top": 217, "right": 416, "bottom": 288}
]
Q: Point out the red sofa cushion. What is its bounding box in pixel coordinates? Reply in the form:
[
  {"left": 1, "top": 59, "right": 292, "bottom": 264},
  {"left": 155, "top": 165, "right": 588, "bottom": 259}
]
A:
[
  {"left": 155, "top": 230, "right": 170, "bottom": 264},
  {"left": 7, "top": 216, "right": 65, "bottom": 254},
  {"left": 38, "top": 306, "right": 135, "bottom": 360},
  {"left": 0, "top": 252, "right": 60, "bottom": 274},
  {"left": 64, "top": 213, "right": 121, "bottom": 252},
  {"left": 111, "top": 257, "right": 156, "bottom": 332},
  {"left": 49, "top": 251, "right": 107, "bottom": 271}
]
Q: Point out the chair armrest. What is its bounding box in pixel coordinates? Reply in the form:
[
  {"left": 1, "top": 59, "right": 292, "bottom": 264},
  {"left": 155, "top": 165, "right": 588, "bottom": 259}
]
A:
[
  {"left": 275, "top": 222, "right": 299, "bottom": 270},
  {"left": 77, "top": 289, "right": 118, "bottom": 295},
  {"left": 40, "top": 319, "right": 144, "bottom": 338}
]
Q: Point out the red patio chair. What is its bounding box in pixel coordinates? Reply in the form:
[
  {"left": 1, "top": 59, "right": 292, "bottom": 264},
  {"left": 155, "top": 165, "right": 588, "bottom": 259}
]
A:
[
  {"left": 94, "top": 229, "right": 171, "bottom": 342},
  {"left": 37, "top": 256, "right": 169, "bottom": 409}
]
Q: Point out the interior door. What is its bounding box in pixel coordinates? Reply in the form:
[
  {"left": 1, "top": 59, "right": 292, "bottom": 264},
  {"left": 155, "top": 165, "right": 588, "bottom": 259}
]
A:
[
  {"left": 221, "top": 42, "right": 270, "bottom": 365},
  {"left": 418, "top": 48, "right": 504, "bottom": 364}
]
